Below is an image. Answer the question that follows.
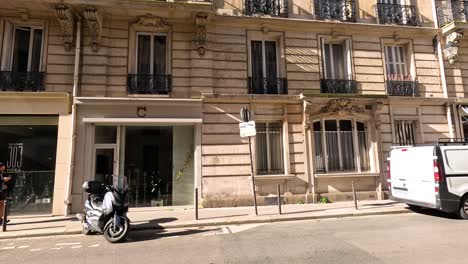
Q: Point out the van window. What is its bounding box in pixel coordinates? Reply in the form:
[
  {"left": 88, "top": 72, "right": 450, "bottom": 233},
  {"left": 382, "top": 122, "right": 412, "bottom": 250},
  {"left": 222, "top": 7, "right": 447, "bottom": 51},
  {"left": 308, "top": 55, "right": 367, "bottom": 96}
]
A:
[{"left": 445, "top": 149, "right": 468, "bottom": 172}]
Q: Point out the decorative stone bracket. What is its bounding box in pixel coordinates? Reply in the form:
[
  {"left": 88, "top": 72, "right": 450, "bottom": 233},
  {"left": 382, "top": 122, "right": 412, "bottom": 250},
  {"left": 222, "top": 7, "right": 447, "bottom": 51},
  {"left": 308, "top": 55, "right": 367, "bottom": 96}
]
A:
[
  {"left": 194, "top": 13, "right": 209, "bottom": 56},
  {"left": 53, "top": 4, "right": 75, "bottom": 52},
  {"left": 83, "top": 6, "right": 103, "bottom": 52},
  {"left": 443, "top": 31, "right": 464, "bottom": 66}
]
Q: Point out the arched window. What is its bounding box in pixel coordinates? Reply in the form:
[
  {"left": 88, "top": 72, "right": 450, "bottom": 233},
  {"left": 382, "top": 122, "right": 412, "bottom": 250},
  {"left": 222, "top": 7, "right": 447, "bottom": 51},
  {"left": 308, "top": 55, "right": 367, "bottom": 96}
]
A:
[{"left": 313, "top": 119, "right": 370, "bottom": 173}]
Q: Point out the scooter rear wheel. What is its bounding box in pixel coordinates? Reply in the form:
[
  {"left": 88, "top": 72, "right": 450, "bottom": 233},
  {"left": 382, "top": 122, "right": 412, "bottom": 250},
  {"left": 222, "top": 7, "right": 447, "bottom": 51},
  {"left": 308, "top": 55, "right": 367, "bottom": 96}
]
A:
[{"left": 103, "top": 218, "right": 129, "bottom": 243}]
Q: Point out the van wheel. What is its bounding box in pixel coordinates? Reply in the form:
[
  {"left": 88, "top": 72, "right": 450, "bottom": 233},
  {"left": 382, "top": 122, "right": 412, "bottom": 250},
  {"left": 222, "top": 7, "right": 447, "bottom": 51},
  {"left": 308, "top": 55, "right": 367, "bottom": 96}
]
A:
[{"left": 459, "top": 196, "right": 468, "bottom": 220}]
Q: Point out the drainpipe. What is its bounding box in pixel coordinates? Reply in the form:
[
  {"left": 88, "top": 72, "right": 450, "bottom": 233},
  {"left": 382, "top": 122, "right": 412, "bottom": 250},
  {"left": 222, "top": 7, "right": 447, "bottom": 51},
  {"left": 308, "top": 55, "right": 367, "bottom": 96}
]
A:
[
  {"left": 432, "top": 0, "right": 455, "bottom": 139},
  {"left": 65, "top": 17, "right": 81, "bottom": 215}
]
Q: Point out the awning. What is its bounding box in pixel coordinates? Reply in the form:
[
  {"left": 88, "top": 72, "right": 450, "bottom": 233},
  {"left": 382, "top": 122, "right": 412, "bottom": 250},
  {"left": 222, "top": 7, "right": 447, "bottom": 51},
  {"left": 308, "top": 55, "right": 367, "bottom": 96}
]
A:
[{"left": 82, "top": 117, "right": 202, "bottom": 125}]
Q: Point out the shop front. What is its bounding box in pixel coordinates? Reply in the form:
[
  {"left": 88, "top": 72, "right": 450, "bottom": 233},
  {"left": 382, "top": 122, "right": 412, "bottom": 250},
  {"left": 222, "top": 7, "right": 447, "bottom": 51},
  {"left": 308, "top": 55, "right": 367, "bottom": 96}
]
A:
[{"left": 70, "top": 98, "right": 202, "bottom": 213}]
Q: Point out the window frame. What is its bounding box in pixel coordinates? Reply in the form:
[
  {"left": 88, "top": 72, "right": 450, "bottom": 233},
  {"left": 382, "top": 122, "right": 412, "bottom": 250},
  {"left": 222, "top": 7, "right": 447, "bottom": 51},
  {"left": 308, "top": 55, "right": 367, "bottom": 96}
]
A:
[
  {"left": 255, "top": 121, "right": 285, "bottom": 175},
  {"left": 9, "top": 26, "right": 44, "bottom": 72},
  {"left": 381, "top": 39, "right": 416, "bottom": 82},
  {"left": 312, "top": 117, "right": 371, "bottom": 174},
  {"left": 135, "top": 32, "right": 169, "bottom": 76},
  {"left": 393, "top": 119, "right": 417, "bottom": 146},
  {"left": 247, "top": 30, "right": 285, "bottom": 80},
  {"left": 319, "top": 35, "right": 354, "bottom": 81},
  {"left": 1, "top": 19, "right": 48, "bottom": 73},
  {"left": 249, "top": 39, "right": 280, "bottom": 79}
]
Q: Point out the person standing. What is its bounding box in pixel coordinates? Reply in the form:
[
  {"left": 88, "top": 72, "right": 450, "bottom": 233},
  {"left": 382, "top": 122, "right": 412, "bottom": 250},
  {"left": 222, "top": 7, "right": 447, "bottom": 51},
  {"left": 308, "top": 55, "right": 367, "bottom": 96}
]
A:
[{"left": 0, "top": 162, "right": 11, "bottom": 224}]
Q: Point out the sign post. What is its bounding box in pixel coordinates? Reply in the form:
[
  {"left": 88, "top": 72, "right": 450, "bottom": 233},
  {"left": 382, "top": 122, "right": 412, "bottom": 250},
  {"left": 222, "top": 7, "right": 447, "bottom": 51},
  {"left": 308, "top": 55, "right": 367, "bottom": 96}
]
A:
[{"left": 240, "top": 107, "right": 258, "bottom": 216}]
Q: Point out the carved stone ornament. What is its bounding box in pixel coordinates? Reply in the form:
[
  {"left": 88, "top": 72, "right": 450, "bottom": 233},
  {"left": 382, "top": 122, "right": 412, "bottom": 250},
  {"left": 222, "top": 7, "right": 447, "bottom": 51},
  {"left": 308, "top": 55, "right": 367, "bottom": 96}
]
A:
[
  {"left": 195, "top": 13, "right": 208, "bottom": 56},
  {"left": 319, "top": 99, "right": 366, "bottom": 114},
  {"left": 443, "top": 31, "right": 464, "bottom": 66},
  {"left": 304, "top": 101, "right": 312, "bottom": 130},
  {"left": 83, "top": 6, "right": 103, "bottom": 52},
  {"left": 54, "top": 4, "right": 75, "bottom": 52},
  {"left": 135, "top": 14, "right": 169, "bottom": 32}
]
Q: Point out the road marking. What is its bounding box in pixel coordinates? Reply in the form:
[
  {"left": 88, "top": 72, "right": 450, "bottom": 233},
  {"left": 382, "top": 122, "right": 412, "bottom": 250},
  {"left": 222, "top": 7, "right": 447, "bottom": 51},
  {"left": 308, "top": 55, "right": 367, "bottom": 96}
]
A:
[
  {"left": 17, "top": 246, "right": 30, "bottom": 249},
  {"left": 0, "top": 246, "right": 16, "bottom": 250},
  {"left": 222, "top": 226, "right": 232, "bottom": 234},
  {"left": 50, "top": 247, "right": 62, "bottom": 250},
  {"left": 71, "top": 246, "right": 82, "bottom": 249},
  {"left": 29, "top": 249, "right": 42, "bottom": 252},
  {"left": 88, "top": 244, "right": 100, "bottom": 248},
  {"left": 55, "top": 242, "right": 81, "bottom": 246},
  {"left": 165, "top": 236, "right": 180, "bottom": 239}
]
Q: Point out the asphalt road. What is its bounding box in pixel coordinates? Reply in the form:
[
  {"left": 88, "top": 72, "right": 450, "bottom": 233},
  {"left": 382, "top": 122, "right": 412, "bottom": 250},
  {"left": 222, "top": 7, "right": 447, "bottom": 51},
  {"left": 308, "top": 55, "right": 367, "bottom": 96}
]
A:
[{"left": 0, "top": 209, "right": 467, "bottom": 264}]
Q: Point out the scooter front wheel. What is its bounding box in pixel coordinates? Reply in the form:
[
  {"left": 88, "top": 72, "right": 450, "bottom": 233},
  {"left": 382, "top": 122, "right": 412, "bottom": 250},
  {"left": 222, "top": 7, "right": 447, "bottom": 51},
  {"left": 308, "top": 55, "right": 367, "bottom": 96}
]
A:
[{"left": 103, "top": 217, "right": 129, "bottom": 243}]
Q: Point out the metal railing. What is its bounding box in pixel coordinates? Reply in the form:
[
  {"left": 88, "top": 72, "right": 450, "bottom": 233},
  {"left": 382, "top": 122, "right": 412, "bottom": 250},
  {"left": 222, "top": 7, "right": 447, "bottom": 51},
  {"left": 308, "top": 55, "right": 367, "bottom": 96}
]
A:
[
  {"left": 376, "top": 3, "right": 417, "bottom": 26},
  {"left": 244, "top": 0, "right": 288, "bottom": 17},
  {"left": 437, "top": 1, "right": 468, "bottom": 28},
  {"left": 127, "top": 74, "right": 172, "bottom": 94},
  {"left": 0, "top": 71, "right": 45, "bottom": 92},
  {"left": 386, "top": 80, "right": 419, "bottom": 96},
  {"left": 315, "top": 0, "right": 356, "bottom": 22},
  {"left": 320, "top": 79, "right": 357, "bottom": 94},
  {"left": 248, "top": 77, "right": 288, "bottom": 94}
]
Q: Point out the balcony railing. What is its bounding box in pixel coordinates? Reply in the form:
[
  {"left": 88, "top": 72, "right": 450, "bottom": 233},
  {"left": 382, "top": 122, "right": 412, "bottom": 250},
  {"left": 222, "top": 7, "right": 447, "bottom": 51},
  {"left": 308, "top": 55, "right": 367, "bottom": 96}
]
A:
[
  {"left": 376, "top": 3, "right": 417, "bottom": 26},
  {"left": 437, "top": 1, "right": 468, "bottom": 28},
  {"left": 315, "top": 0, "right": 356, "bottom": 22},
  {"left": 244, "top": 0, "right": 288, "bottom": 17},
  {"left": 0, "top": 71, "right": 45, "bottom": 92},
  {"left": 248, "top": 77, "right": 288, "bottom": 94},
  {"left": 320, "top": 79, "right": 357, "bottom": 94},
  {"left": 386, "top": 80, "right": 419, "bottom": 96},
  {"left": 127, "top": 74, "right": 172, "bottom": 94}
]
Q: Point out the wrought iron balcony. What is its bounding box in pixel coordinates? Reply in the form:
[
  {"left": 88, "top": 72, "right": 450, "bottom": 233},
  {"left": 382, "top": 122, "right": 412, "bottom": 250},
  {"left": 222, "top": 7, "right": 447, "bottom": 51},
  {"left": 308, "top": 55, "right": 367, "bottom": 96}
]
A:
[
  {"left": 320, "top": 79, "right": 357, "bottom": 94},
  {"left": 244, "top": 0, "right": 288, "bottom": 17},
  {"left": 248, "top": 77, "right": 288, "bottom": 95},
  {"left": 315, "top": 0, "right": 356, "bottom": 22},
  {"left": 376, "top": 3, "right": 417, "bottom": 26},
  {"left": 127, "top": 74, "right": 172, "bottom": 94},
  {"left": 437, "top": 1, "right": 468, "bottom": 28},
  {"left": 0, "top": 71, "right": 45, "bottom": 92},
  {"left": 386, "top": 80, "right": 419, "bottom": 96}
]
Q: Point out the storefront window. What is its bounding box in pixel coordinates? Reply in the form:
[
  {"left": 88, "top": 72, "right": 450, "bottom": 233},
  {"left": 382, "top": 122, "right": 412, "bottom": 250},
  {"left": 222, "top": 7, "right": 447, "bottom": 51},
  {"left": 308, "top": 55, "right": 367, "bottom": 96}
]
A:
[
  {"left": 93, "top": 125, "right": 195, "bottom": 207},
  {"left": 0, "top": 116, "right": 58, "bottom": 215}
]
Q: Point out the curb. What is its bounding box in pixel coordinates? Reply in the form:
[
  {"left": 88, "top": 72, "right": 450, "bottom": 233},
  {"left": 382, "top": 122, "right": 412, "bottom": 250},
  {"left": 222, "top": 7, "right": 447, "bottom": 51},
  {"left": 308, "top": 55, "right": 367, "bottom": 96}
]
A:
[{"left": 0, "top": 208, "right": 410, "bottom": 240}]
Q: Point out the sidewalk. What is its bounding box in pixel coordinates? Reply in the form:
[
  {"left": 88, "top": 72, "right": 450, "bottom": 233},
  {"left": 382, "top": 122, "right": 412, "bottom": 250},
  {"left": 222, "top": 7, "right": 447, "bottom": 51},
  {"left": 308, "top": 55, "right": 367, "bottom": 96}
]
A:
[{"left": 0, "top": 200, "right": 410, "bottom": 240}]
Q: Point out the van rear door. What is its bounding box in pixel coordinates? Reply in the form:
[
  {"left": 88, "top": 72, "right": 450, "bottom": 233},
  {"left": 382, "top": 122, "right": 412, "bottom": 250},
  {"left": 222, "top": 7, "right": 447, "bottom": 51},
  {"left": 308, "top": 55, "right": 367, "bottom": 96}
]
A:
[
  {"left": 390, "top": 146, "right": 437, "bottom": 207},
  {"left": 439, "top": 146, "right": 468, "bottom": 200}
]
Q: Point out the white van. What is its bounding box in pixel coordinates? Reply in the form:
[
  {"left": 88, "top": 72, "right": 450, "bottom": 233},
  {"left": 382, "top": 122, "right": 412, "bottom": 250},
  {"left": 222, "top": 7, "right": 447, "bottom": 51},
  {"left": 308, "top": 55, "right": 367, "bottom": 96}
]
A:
[{"left": 388, "top": 140, "right": 468, "bottom": 219}]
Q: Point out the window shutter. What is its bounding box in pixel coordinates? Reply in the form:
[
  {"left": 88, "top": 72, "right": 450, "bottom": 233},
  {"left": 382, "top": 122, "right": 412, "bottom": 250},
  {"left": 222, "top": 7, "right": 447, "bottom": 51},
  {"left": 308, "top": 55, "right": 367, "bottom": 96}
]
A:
[{"left": 1, "top": 21, "right": 13, "bottom": 71}]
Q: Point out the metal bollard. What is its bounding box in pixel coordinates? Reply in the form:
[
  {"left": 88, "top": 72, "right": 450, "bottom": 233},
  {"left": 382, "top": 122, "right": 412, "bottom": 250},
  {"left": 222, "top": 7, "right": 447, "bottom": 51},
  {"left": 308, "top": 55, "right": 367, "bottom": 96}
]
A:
[
  {"left": 277, "top": 184, "right": 282, "bottom": 215},
  {"left": 352, "top": 181, "right": 358, "bottom": 210},
  {"left": 2, "top": 199, "right": 8, "bottom": 232},
  {"left": 195, "top": 188, "right": 199, "bottom": 220}
]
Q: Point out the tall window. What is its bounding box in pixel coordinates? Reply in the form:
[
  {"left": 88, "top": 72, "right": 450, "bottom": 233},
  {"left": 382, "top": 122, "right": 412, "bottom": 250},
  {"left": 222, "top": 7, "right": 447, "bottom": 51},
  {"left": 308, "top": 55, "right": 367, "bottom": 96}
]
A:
[
  {"left": 1, "top": 26, "right": 43, "bottom": 72},
  {"left": 256, "top": 122, "right": 284, "bottom": 175},
  {"left": 384, "top": 45, "right": 410, "bottom": 80},
  {"left": 313, "top": 119, "right": 370, "bottom": 173},
  {"left": 322, "top": 41, "right": 352, "bottom": 80},
  {"left": 137, "top": 33, "right": 167, "bottom": 75},
  {"left": 394, "top": 120, "right": 416, "bottom": 146},
  {"left": 250, "top": 40, "right": 284, "bottom": 94}
]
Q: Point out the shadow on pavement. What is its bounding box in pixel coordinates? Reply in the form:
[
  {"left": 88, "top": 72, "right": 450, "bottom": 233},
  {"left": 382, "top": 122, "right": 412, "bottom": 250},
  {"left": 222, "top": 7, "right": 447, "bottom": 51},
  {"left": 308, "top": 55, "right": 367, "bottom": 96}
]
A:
[
  {"left": 126, "top": 227, "right": 219, "bottom": 243},
  {"left": 407, "top": 206, "right": 460, "bottom": 220},
  {"left": 8, "top": 217, "right": 78, "bottom": 226},
  {"left": 131, "top": 217, "right": 178, "bottom": 229}
]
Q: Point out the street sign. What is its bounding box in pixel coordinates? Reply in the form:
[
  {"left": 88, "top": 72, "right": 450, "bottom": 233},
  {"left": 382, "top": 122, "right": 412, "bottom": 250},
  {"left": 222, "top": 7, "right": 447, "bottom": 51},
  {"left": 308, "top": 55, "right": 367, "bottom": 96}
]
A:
[{"left": 239, "top": 121, "right": 256, "bottom": 137}]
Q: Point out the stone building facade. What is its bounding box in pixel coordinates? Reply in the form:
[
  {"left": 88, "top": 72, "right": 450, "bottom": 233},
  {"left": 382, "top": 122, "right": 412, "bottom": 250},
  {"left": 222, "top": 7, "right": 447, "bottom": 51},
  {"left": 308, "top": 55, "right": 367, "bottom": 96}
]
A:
[{"left": 0, "top": 0, "right": 456, "bottom": 215}]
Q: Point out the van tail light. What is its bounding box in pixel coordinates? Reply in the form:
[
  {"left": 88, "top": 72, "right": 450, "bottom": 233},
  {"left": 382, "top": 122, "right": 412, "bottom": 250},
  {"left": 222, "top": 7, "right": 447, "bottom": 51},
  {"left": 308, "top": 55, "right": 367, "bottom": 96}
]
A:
[
  {"left": 434, "top": 160, "right": 441, "bottom": 183},
  {"left": 386, "top": 161, "right": 391, "bottom": 180},
  {"left": 386, "top": 161, "right": 391, "bottom": 191},
  {"left": 434, "top": 159, "right": 441, "bottom": 193}
]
